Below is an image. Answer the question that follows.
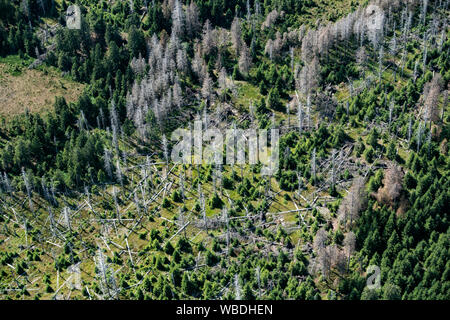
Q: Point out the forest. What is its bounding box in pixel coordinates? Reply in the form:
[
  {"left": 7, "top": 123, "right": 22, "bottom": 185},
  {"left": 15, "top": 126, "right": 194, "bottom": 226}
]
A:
[{"left": 0, "top": 0, "right": 448, "bottom": 300}]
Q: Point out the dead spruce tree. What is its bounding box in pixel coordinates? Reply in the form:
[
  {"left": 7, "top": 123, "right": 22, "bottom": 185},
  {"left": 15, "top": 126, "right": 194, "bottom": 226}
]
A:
[
  {"left": 63, "top": 207, "right": 71, "bottom": 233},
  {"left": 421, "top": 0, "right": 429, "bottom": 24},
  {"left": 202, "top": 72, "right": 214, "bottom": 105},
  {"left": 313, "top": 228, "right": 328, "bottom": 253},
  {"left": 417, "top": 120, "right": 424, "bottom": 152},
  {"left": 202, "top": 20, "right": 215, "bottom": 56},
  {"left": 2, "top": 172, "right": 13, "bottom": 195},
  {"left": 423, "top": 72, "right": 443, "bottom": 125},
  {"left": 343, "top": 231, "right": 356, "bottom": 272},
  {"left": 238, "top": 43, "right": 251, "bottom": 77},
  {"left": 21, "top": 167, "right": 33, "bottom": 211},
  {"left": 313, "top": 228, "right": 331, "bottom": 277},
  {"left": 234, "top": 274, "right": 242, "bottom": 300},
  {"left": 356, "top": 46, "right": 368, "bottom": 77},
  {"left": 103, "top": 148, "right": 113, "bottom": 180},
  {"left": 310, "top": 148, "right": 316, "bottom": 184},
  {"left": 375, "top": 162, "right": 404, "bottom": 206},
  {"left": 186, "top": 1, "right": 201, "bottom": 37},
  {"left": 171, "top": 0, "right": 185, "bottom": 38},
  {"left": 231, "top": 17, "right": 242, "bottom": 55},
  {"left": 115, "top": 160, "right": 123, "bottom": 187},
  {"left": 338, "top": 176, "right": 367, "bottom": 231}
]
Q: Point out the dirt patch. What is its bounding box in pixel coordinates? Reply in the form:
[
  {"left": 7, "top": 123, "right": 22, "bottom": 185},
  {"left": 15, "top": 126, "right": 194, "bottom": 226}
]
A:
[{"left": 0, "top": 64, "right": 84, "bottom": 117}]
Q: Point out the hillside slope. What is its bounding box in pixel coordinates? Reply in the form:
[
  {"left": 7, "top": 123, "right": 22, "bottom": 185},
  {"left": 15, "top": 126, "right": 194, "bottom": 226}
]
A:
[{"left": 0, "top": 0, "right": 448, "bottom": 300}]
